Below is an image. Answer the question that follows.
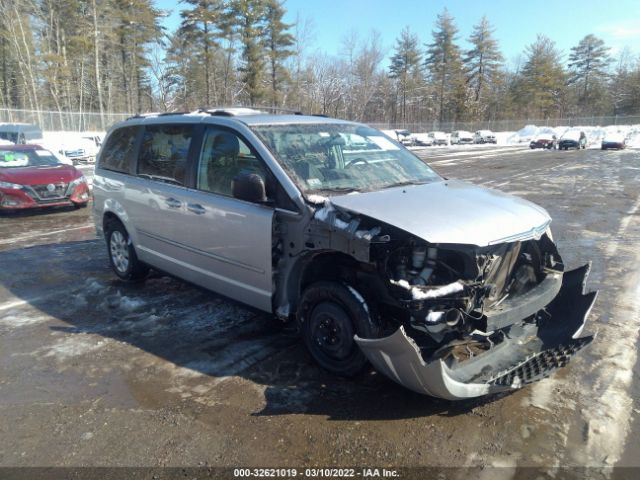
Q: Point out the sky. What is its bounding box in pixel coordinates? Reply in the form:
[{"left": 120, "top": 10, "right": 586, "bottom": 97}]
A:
[{"left": 155, "top": 0, "right": 640, "bottom": 66}]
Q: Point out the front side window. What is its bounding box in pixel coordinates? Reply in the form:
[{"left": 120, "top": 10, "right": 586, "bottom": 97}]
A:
[
  {"left": 100, "top": 127, "right": 139, "bottom": 173},
  {"left": 137, "top": 124, "right": 194, "bottom": 185},
  {"left": 252, "top": 123, "right": 442, "bottom": 195},
  {"left": 196, "top": 128, "right": 268, "bottom": 197}
]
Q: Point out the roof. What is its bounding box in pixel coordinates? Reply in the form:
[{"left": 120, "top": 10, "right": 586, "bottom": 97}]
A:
[{"left": 118, "top": 108, "right": 359, "bottom": 128}]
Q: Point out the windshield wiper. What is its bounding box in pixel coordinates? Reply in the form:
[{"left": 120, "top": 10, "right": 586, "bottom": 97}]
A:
[
  {"left": 315, "top": 186, "right": 361, "bottom": 194},
  {"left": 381, "top": 180, "right": 429, "bottom": 190}
]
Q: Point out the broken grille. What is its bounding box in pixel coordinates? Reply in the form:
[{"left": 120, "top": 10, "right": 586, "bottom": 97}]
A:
[{"left": 489, "top": 335, "right": 593, "bottom": 387}]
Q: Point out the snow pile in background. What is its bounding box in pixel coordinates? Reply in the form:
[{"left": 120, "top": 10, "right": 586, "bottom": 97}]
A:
[
  {"left": 501, "top": 124, "right": 640, "bottom": 148},
  {"left": 495, "top": 131, "right": 516, "bottom": 145}
]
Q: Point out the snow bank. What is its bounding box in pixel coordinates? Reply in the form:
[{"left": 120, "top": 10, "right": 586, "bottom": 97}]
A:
[{"left": 498, "top": 124, "right": 640, "bottom": 148}]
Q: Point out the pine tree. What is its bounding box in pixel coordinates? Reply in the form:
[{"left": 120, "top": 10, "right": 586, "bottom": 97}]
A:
[
  {"left": 389, "top": 27, "right": 422, "bottom": 124},
  {"left": 567, "top": 34, "right": 610, "bottom": 111},
  {"left": 263, "top": 0, "right": 294, "bottom": 107},
  {"left": 178, "top": 0, "right": 229, "bottom": 107},
  {"left": 112, "top": 0, "right": 163, "bottom": 112},
  {"left": 231, "top": 0, "right": 267, "bottom": 106},
  {"left": 424, "top": 9, "right": 465, "bottom": 124},
  {"left": 464, "top": 16, "right": 503, "bottom": 115},
  {"left": 514, "top": 35, "right": 566, "bottom": 118}
]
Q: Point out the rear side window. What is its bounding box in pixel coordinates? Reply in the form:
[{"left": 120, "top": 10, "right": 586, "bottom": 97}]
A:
[
  {"left": 100, "top": 127, "right": 138, "bottom": 173},
  {"left": 137, "top": 124, "right": 194, "bottom": 185}
]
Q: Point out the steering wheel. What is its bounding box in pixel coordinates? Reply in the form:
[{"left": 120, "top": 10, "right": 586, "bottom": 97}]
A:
[{"left": 345, "top": 157, "right": 369, "bottom": 168}]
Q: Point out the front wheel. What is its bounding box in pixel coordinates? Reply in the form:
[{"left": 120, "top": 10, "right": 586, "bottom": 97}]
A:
[
  {"left": 105, "top": 221, "right": 149, "bottom": 281},
  {"left": 298, "top": 281, "right": 378, "bottom": 377}
]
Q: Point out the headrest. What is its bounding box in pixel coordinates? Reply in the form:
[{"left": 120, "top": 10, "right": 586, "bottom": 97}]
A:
[{"left": 212, "top": 132, "right": 240, "bottom": 156}]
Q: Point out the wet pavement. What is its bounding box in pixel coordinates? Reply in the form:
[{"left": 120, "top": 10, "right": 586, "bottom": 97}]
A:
[{"left": 1, "top": 146, "right": 639, "bottom": 475}]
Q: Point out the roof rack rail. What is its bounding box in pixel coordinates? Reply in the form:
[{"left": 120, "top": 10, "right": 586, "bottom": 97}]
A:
[
  {"left": 125, "top": 106, "right": 307, "bottom": 121},
  {"left": 195, "top": 107, "right": 266, "bottom": 116},
  {"left": 194, "top": 106, "right": 305, "bottom": 116},
  {"left": 125, "top": 111, "right": 189, "bottom": 121}
]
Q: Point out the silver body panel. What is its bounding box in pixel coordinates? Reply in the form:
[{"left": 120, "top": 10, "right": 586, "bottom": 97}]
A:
[{"left": 330, "top": 180, "right": 551, "bottom": 246}]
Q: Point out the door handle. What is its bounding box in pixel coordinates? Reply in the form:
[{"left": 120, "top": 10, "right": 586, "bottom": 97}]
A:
[
  {"left": 165, "top": 197, "right": 182, "bottom": 209},
  {"left": 187, "top": 203, "right": 206, "bottom": 215}
]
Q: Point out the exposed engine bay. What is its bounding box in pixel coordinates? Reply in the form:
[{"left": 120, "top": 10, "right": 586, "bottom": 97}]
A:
[
  {"left": 284, "top": 197, "right": 597, "bottom": 400},
  {"left": 379, "top": 232, "right": 563, "bottom": 348}
]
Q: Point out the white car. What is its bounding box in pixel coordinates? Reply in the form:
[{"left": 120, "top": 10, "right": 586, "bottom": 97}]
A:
[
  {"left": 427, "top": 131, "right": 448, "bottom": 146},
  {"left": 44, "top": 134, "right": 101, "bottom": 164},
  {"left": 474, "top": 130, "right": 497, "bottom": 144},
  {"left": 413, "top": 133, "right": 434, "bottom": 146},
  {"left": 451, "top": 131, "right": 474, "bottom": 145}
]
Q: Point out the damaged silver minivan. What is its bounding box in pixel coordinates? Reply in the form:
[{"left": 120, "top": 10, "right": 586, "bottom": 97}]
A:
[{"left": 93, "top": 108, "right": 596, "bottom": 400}]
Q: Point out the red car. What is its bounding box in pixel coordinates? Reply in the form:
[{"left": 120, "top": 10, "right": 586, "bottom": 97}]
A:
[
  {"left": 529, "top": 134, "right": 557, "bottom": 149},
  {"left": 0, "top": 144, "right": 89, "bottom": 211}
]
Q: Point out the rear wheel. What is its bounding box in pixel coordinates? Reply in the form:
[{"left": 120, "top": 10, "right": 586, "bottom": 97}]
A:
[
  {"left": 299, "top": 281, "right": 378, "bottom": 377},
  {"left": 105, "top": 220, "right": 148, "bottom": 281}
]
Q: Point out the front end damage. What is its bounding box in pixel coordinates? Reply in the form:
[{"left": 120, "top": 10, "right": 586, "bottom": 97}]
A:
[
  {"left": 285, "top": 197, "right": 597, "bottom": 400},
  {"left": 356, "top": 265, "right": 596, "bottom": 400}
]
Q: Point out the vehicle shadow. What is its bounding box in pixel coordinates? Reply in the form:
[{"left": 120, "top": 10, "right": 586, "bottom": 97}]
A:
[{"left": 1, "top": 239, "right": 499, "bottom": 421}]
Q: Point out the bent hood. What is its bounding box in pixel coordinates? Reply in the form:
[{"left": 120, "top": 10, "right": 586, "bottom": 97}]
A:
[
  {"left": 0, "top": 164, "right": 80, "bottom": 186},
  {"left": 330, "top": 179, "right": 550, "bottom": 246}
]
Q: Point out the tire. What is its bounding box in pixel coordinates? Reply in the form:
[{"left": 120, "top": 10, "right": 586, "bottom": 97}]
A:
[
  {"left": 298, "top": 281, "right": 378, "bottom": 377},
  {"left": 105, "top": 220, "right": 149, "bottom": 281}
]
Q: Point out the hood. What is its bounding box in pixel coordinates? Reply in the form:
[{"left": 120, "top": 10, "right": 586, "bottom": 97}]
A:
[
  {"left": 0, "top": 164, "right": 80, "bottom": 186},
  {"left": 329, "top": 180, "right": 551, "bottom": 247}
]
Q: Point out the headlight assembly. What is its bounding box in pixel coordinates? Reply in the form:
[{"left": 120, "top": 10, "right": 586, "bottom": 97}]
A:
[{"left": 0, "top": 181, "right": 23, "bottom": 190}]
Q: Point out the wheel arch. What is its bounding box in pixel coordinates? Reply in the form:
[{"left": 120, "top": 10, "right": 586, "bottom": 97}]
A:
[{"left": 285, "top": 251, "right": 385, "bottom": 321}]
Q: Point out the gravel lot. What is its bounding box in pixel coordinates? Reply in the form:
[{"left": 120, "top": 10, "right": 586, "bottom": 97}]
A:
[{"left": 1, "top": 145, "right": 639, "bottom": 477}]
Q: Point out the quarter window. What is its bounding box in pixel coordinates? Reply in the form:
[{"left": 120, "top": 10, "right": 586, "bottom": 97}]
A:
[
  {"left": 99, "top": 127, "right": 138, "bottom": 173},
  {"left": 197, "top": 128, "right": 267, "bottom": 197},
  {"left": 137, "top": 124, "right": 194, "bottom": 185}
]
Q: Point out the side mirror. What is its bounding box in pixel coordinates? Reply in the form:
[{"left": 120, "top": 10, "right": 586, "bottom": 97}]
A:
[{"left": 232, "top": 172, "right": 267, "bottom": 203}]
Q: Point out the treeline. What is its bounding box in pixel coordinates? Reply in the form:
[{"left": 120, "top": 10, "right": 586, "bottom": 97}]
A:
[{"left": 1, "top": 0, "right": 639, "bottom": 129}]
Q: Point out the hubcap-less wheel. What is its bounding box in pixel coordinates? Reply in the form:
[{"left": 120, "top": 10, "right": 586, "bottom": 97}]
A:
[
  {"left": 110, "top": 230, "right": 129, "bottom": 273},
  {"left": 309, "top": 302, "right": 355, "bottom": 361}
]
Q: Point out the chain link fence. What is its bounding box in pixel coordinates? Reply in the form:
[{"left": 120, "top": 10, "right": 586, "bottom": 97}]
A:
[
  {"left": 369, "top": 115, "right": 640, "bottom": 134},
  {"left": 0, "top": 108, "right": 132, "bottom": 132},
  {"left": 1, "top": 107, "right": 640, "bottom": 134}
]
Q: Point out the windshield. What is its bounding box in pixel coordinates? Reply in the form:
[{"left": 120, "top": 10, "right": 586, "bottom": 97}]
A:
[
  {"left": 252, "top": 123, "right": 441, "bottom": 194},
  {"left": 0, "top": 149, "right": 62, "bottom": 168}
]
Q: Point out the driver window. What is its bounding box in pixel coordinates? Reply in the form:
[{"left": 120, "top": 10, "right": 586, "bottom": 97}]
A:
[{"left": 197, "top": 128, "right": 268, "bottom": 198}]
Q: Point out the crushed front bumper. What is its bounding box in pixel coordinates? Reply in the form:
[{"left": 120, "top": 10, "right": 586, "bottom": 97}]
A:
[{"left": 355, "top": 264, "right": 597, "bottom": 400}]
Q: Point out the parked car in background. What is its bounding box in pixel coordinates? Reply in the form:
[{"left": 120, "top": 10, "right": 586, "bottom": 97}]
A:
[
  {"left": 413, "top": 133, "right": 434, "bottom": 146},
  {"left": 427, "top": 131, "right": 448, "bottom": 146},
  {"left": 601, "top": 133, "right": 626, "bottom": 150},
  {"left": 395, "top": 129, "right": 415, "bottom": 146},
  {"left": 474, "top": 130, "right": 497, "bottom": 144},
  {"left": 0, "top": 123, "right": 43, "bottom": 144},
  {"left": 529, "top": 134, "right": 557, "bottom": 149},
  {"left": 57, "top": 137, "right": 100, "bottom": 164},
  {"left": 92, "top": 108, "right": 596, "bottom": 400},
  {"left": 558, "top": 130, "right": 587, "bottom": 150},
  {"left": 0, "top": 144, "right": 89, "bottom": 211},
  {"left": 450, "top": 130, "right": 474, "bottom": 145}
]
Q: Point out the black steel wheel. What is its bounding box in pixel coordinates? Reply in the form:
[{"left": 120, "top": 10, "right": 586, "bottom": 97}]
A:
[{"left": 299, "top": 281, "right": 378, "bottom": 376}]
